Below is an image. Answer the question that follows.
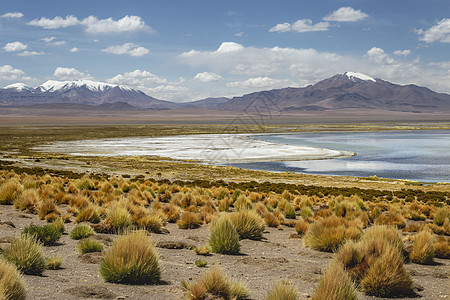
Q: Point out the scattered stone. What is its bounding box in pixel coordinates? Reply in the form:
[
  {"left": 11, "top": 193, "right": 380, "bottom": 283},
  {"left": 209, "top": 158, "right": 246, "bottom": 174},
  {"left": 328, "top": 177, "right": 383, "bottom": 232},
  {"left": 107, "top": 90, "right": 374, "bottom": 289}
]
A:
[
  {"left": 0, "top": 221, "right": 15, "bottom": 228},
  {"left": 412, "top": 282, "right": 424, "bottom": 292},
  {"left": 78, "top": 252, "right": 103, "bottom": 264},
  {"left": 289, "top": 233, "right": 302, "bottom": 239},
  {"left": 0, "top": 236, "right": 14, "bottom": 243},
  {"left": 64, "top": 285, "right": 116, "bottom": 299},
  {"left": 156, "top": 241, "right": 195, "bottom": 249},
  {"left": 90, "top": 234, "right": 113, "bottom": 246},
  {"left": 187, "top": 235, "right": 200, "bottom": 242}
]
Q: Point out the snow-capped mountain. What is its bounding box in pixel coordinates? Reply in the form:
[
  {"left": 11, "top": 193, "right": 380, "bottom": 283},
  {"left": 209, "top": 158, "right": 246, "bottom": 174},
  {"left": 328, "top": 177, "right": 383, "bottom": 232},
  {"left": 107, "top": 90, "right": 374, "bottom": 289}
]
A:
[{"left": 0, "top": 79, "right": 179, "bottom": 109}]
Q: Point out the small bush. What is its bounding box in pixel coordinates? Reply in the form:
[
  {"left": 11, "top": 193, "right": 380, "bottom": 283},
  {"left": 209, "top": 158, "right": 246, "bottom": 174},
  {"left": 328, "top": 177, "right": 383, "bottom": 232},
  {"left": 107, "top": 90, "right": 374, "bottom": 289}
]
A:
[
  {"left": 78, "top": 239, "right": 104, "bottom": 254},
  {"left": 410, "top": 230, "right": 435, "bottom": 264},
  {"left": 2, "top": 234, "right": 46, "bottom": 275},
  {"left": 194, "top": 259, "right": 208, "bottom": 268},
  {"left": 22, "top": 223, "right": 62, "bottom": 246},
  {"left": 360, "top": 225, "right": 404, "bottom": 253},
  {"left": 433, "top": 207, "right": 450, "bottom": 226},
  {"left": 360, "top": 244, "right": 412, "bottom": 297},
  {"left": 303, "top": 216, "right": 361, "bottom": 252},
  {"left": 100, "top": 230, "right": 160, "bottom": 284},
  {"left": 70, "top": 223, "right": 95, "bottom": 240},
  {"left": 0, "top": 259, "right": 26, "bottom": 300},
  {"left": 37, "top": 198, "right": 61, "bottom": 220},
  {"left": 177, "top": 212, "right": 202, "bottom": 229},
  {"left": 138, "top": 214, "right": 164, "bottom": 233},
  {"left": 434, "top": 236, "right": 450, "bottom": 259},
  {"left": 193, "top": 246, "right": 211, "bottom": 256},
  {"left": 264, "top": 212, "right": 280, "bottom": 227},
  {"left": 208, "top": 215, "right": 240, "bottom": 255},
  {"left": 265, "top": 280, "right": 298, "bottom": 300},
  {"left": 230, "top": 210, "right": 265, "bottom": 240},
  {"left": 234, "top": 194, "right": 252, "bottom": 211},
  {"left": 14, "top": 189, "right": 39, "bottom": 213},
  {"left": 105, "top": 203, "right": 132, "bottom": 232},
  {"left": 294, "top": 219, "right": 309, "bottom": 235},
  {"left": 45, "top": 257, "right": 62, "bottom": 270},
  {"left": 182, "top": 267, "right": 249, "bottom": 300},
  {"left": 75, "top": 205, "right": 101, "bottom": 224},
  {"left": 0, "top": 179, "right": 23, "bottom": 205},
  {"left": 312, "top": 262, "right": 357, "bottom": 300}
]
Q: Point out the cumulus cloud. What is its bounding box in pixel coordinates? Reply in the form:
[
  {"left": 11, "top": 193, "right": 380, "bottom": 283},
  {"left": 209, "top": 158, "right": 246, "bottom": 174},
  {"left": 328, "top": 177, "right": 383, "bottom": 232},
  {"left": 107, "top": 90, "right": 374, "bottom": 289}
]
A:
[
  {"left": 27, "top": 15, "right": 154, "bottom": 34},
  {"left": 102, "top": 43, "right": 150, "bottom": 56},
  {"left": 0, "top": 65, "right": 35, "bottom": 82},
  {"left": 417, "top": 18, "right": 450, "bottom": 43},
  {"left": 194, "top": 72, "right": 222, "bottom": 82},
  {"left": 227, "top": 77, "right": 293, "bottom": 89},
  {"left": 107, "top": 69, "right": 167, "bottom": 86},
  {"left": 323, "top": 7, "right": 368, "bottom": 22},
  {"left": 69, "top": 47, "right": 79, "bottom": 52},
  {"left": 27, "top": 15, "right": 80, "bottom": 29},
  {"left": 3, "top": 41, "right": 27, "bottom": 52},
  {"left": 53, "top": 67, "right": 92, "bottom": 80},
  {"left": 270, "top": 19, "right": 329, "bottom": 33},
  {"left": 41, "top": 37, "right": 56, "bottom": 43},
  {"left": 179, "top": 42, "right": 450, "bottom": 94},
  {"left": 18, "top": 51, "right": 45, "bottom": 56},
  {"left": 0, "top": 12, "right": 24, "bottom": 18},
  {"left": 51, "top": 41, "right": 66, "bottom": 46},
  {"left": 393, "top": 49, "right": 411, "bottom": 56}
]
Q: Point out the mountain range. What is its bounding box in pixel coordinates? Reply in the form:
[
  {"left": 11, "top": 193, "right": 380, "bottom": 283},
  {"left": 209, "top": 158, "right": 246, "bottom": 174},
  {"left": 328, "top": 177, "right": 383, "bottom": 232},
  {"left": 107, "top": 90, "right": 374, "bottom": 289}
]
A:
[{"left": 1, "top": 72, "right": 450, "bottom": 113}]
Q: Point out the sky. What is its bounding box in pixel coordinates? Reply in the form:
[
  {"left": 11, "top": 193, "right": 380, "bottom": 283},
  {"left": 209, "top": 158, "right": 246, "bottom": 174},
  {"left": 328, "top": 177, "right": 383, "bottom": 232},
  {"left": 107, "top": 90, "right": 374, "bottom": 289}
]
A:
[{"left": 0, "top": 0, "right": 449, "bottom": 102}]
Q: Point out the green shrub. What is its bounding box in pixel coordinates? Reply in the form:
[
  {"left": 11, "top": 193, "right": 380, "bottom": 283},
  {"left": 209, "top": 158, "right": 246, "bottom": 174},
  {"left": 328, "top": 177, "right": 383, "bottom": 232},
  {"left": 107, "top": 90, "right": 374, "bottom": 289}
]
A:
[
  {"left": 193, "top": 246, "right": 211, "bottom": 256},
  {"left": 265, "top": 280, "right": 298, "bottom": 300},
  {"left": 78, "top": 239, "right": 104, "bottom": 254},
  {"left": 22, "top": 223, "right": 62, "bottom": 246},
  {"left": 303, "top": 216, "right": 361, "bottom": 252},
  {"left": 0, "top": 259, "right": 26, "bottom": 300},
  {"left": 0, "top": 179, "right": 23, "bottom": 205},
  {"left": 100, "top": 230, "right": 160, "bottom": 284},
  {"left": 2, "top": 234, "right": 46, "bottom": 275},
  {"left": 194, "top": 259, "right": 208, "bottom": 268},
  {"left": 230, "top": 210, "right": 265, "bottom": 240},
  {"left": 45, "top": 257, "right": 62, "bottom": 270},
  {"left": 208, "top": 215, "right": 240, "bottom": 255},
  {"left": 105, "top": 203, "right": 132, "bottom": 232},
  {"left": 69, "top": 223, "right": 95, "bottom": 240},
  {"left": 410, "top": 230, "right": 435, "bottom": 264},
  {"left": 312, "top": 262, "right": 357, "bottom": 300}
]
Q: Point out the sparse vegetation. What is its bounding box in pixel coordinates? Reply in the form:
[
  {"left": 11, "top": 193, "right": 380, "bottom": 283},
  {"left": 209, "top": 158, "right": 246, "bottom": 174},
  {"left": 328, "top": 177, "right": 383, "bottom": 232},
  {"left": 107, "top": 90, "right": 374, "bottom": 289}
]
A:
[
  {"left": 0, "top": 259, "right": 26, "bottom": 300},
  {"left": 78, "top": 239, "right": 104, "bottom": 254},
  {"left": 312, "top": 262, "right": 357, "bottom": 300},
  {"left": 2, "top": 234, "right": 46, "bottom": 276},
  {"left": 45, "top": 257, "right": 62, "bottom": 270},
  {"left": 69, "top": 223, "right": 95, "bottom": 240},
  {"left": 265, "top": 280, "right": 298, "bottom": 300},
  {"left": 22, "top": 223, "right": 62, "bottom": 246},
  {"left": 230, "top": 210, "right": 265, "bottom": 240},
  {"left": 410, "top": 230, "right": 435, "bottom": 264},
  {"left": 208, "top": 215, "right": 240, "bottom": 255}
]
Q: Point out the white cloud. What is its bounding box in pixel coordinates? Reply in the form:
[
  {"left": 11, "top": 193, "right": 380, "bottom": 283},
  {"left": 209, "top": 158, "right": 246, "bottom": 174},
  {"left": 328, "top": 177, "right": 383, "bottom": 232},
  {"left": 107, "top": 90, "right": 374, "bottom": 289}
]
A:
[
  {"left": 102, "top": 43, "right": 150, "bottom": 56},
  {"left": 3, "top": 41, "right": 27, "bottom": 52},
  {"left": 270, "top": 19, "right": 329, "bottom": 33},
  {"left": 194, "top": 72, "right": 222, "bottom": 82},
  {"left": 69, "top": 47, "right": 79, "bottom": 52},
  {"left": 323, "top": 7, "right": 368, "bottom": 22},
  {"left": 18, "top": 51, "right": 45, "bottom": 56},
  {"left": 27, "top": 15, "right": 154, "bottom": 34},
  {"left": 366, "top": 47, "right": 395, "bottom": 64},
  {"left": 81, "top": 15, "right": 153, "bottom": 34},
  {"left": 27, "top": 15, "right": 80, "bottom": 29},
  {"left": 144, "top": 85, "right": 190, "bottom": 101},
  {"left": 107, "top": 69, "right": 167, "bottom": 86},
  {"left": 0, "top": 12, "right": 24, "bottom": 18},
  {"left": 417, "top": 18, "right": 450, "bottom": 43},
  {"left": 51, "top": 41, "right": 66, "bottom": 46},
  {"left": 217, "top": 42, "right": 244, "bottom": 53},
  {"left": 393, "top": 49, "right": 411, "bottom": 56},
  {"left": 179, "top": 42, "right": 450, "bottom": 94},
  {"left": 0, "top": 65, "right": 34, "bottom": 82},
  {"left": 227, "top": 77, "right": 293, "bottom": 89},
  {"left": 53, "top": 67, "right": 92, "bottom": 80},
  {"left": 235, "top": 32, "right": 244, "bottom": 37},
  {"left": 41, "top": 37, "right": 56, "bottom": 43}
]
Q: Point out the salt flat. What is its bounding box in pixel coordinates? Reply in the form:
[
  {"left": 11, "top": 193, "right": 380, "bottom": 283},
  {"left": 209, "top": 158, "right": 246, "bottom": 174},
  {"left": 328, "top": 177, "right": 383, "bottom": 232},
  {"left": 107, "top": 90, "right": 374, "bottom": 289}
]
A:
[{"left": 35, "top": 134, "right": 354, "bottom": 164}]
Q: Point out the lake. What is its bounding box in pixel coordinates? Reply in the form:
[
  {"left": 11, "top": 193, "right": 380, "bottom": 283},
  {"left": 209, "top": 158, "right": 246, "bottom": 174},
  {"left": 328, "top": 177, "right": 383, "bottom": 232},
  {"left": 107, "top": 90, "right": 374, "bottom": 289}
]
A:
[{"left": 228, "top": 130, "right": 450, "bottom": 183}]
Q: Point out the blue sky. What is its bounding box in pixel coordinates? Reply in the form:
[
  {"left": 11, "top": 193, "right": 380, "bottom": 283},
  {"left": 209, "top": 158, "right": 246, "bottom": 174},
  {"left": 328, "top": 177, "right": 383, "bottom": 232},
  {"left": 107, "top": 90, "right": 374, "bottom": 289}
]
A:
[{"left": 1, "top": 0, "right": 449, "bottom": 101}]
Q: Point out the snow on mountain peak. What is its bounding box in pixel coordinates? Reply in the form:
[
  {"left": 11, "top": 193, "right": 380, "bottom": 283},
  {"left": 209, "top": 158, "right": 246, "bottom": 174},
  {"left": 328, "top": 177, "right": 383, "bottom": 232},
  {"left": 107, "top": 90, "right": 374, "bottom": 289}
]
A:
[
  {"left": 342, "top": 72, "right": 376, "bottom": 82},
  {"left": 38, "top": 79, "right": 133, "bottom": 92},
  {"left": 4, "top": 83, "right": 33, "bottom": 91}
]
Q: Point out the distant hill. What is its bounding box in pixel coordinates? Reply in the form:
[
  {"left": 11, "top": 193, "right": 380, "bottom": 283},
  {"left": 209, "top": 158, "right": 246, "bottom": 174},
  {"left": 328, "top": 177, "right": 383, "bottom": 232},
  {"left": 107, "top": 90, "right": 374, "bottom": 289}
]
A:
[{"left": 1, "top": 73, "right": 450, "bottom": 113}]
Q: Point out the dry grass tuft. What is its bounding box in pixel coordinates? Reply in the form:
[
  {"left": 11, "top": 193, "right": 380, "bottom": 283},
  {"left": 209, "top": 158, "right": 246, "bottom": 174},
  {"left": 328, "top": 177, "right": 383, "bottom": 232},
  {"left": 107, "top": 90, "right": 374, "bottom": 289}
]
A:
[
  {"left": 294, "top": 218, "right": 309, "bottom": 235},
  {"left": 0, "top": 179, "right": 23, "bottom": 205},
  {"left": 433, "top": 236, "right": 450, "bottom": 259},
  {"left": 265, "top": 280, "right": 298, "bottom": 300},
  {"left": 177, "top": 212, "right": 202, "bottom": 229},
  {"left": 208, "top": 215, "right": 240, "bottom": 255},
  {"left": 230, "top": 210, "right": 265, "bottom": 240},
  {"left": 312, "top": 262, "right": 357, "bottom": 300},
  {"left": 410, "top": 229, "right": 435, "bottom": 264},
  {"left": 2, "top": 234, "right": 46, "bottom": 276},
  {"left": 14, "top": 189, "right": 40, "bottom": 214},
  {"left": 0, "top": 259, "right": 26, "bottom": 300},
  {"left": 100, "top": 230, "right": 160, "bottom": 284}
]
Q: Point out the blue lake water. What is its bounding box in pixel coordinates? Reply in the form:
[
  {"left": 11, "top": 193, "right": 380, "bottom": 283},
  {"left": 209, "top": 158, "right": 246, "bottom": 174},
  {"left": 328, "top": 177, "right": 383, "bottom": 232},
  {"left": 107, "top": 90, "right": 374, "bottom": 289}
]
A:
[{"left": 228, "top": 130, "right": 450, "bottom": 183}]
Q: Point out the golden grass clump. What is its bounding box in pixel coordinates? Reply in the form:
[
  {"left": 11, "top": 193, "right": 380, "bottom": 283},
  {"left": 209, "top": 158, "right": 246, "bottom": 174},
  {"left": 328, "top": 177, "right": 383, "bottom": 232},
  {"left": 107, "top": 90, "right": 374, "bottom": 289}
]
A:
[
  {"left": 208, "top": 215, "right": 240, "bottom": 255},
  {"left": 0, "top": 179, "right": 23, "bottom": 205},
  {"left": 104, "top": 201, "right": 132, "bottom": 232},
  {"left": 100, "top": 230, "right": 160, "bottom": 284},
  {"left": 75, "top": 204, "right": 101, "bottom": 224},
  {"left": 177, "top": 212, "right": 202, "bottom": 229},
  {"left": 78, "top": 239, "right": 104, "bottom": 254},
  {"left": 234, "top": 194, "right": 252, "bottom": 211},
  {"left": 311, "top": 262, "right": 357, "bottom": 300},
  {"left": 433, "top": 207, "right": 450, "bottom": 226},
  {"left": 410, "top": 229, "right": 435, "bottom": 264},
  {"left": 264, "top": 212, "right": 281, "bottom": 228},
  {"left": 181, "top": 266, "right": 249, "bottom": 300},
  {"left": 374, "top": 209, "right": 406, "bottom": 229},
  {"left": 265, "top": 280, "right": 298, "bottom": 300},
  {"left": 70, "top": 223, "right": 95, "bottom": 240},
  {"left": 360, "top": 243, "right": 412, "bottom": 297},
  {"left": 13, "top": 189, "right": 40, "bottom": 214},
  {"left": 294, "top": 218, "right": 309, "bottom": 235},
  {"left": 360, "top": 225, "right": 404, "bottom": 253},
  {"left": 0, "top": 259, "right": 26, "bottom": 300},
  {"left": 303, "top": 216, "right": 362, "bottom": 252},
  {"left": 2, "top": 234, "right": 46, "bottom": 276},
  {"left": 433, "top": 236, "right": 450, "bottom": 259},
  {"left": 37, "top": 198, "right": 61, "bottom": 221},
  {"left": 230, "top": 210, "right": 265, "bottom": 240}
]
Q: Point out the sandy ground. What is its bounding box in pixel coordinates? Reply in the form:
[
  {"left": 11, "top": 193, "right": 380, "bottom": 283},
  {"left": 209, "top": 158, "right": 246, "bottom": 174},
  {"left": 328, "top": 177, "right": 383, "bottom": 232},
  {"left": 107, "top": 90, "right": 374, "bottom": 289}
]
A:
[
  {"left": 0, "top": 204, "right": 448, "bottom": 300},
  {"left": 34, "top": 134, "right": 355, "bottom": 164}
]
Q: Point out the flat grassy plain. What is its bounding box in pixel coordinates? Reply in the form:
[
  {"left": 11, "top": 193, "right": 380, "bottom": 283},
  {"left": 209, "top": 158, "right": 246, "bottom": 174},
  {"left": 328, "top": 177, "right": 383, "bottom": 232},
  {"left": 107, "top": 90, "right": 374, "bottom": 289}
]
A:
[{"left": 0, "top": 120, "right": 449, "bottom": 299}]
